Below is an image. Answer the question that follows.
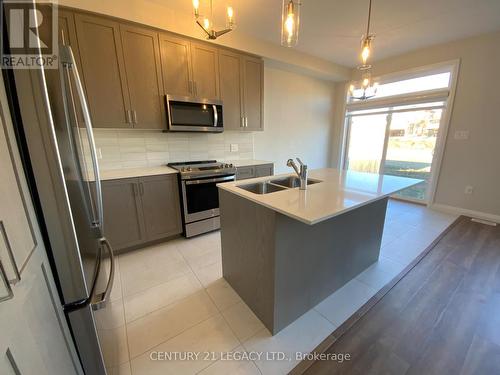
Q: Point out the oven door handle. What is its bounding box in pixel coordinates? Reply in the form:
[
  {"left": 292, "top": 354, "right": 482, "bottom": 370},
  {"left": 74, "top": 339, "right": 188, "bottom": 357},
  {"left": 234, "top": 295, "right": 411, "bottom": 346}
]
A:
[{"left": 184, "top": 175, "right": 235, "bottom": 185}]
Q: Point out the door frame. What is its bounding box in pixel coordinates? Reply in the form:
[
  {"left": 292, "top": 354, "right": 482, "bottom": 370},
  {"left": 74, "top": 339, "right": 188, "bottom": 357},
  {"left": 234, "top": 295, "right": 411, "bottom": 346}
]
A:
[{"left": 340, "top": 59, "right": 461, "bottom": 206}]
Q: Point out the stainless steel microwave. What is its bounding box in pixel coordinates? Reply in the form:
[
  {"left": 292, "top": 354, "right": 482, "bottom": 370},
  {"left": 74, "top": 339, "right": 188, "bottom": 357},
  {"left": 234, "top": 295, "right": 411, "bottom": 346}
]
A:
[{"left": 166, "top": 95, "right": 223, "bottom": 132}]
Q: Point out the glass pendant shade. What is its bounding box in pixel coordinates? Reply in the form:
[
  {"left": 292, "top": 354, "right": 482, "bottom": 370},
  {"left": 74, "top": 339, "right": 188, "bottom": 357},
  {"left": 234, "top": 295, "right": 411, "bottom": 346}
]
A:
[{"left": 281, "top": 0, "right": 301, "bottom": 47}]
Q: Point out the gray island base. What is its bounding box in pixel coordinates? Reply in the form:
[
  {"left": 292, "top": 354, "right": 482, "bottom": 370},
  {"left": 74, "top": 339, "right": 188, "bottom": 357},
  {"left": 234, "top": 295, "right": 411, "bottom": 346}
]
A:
[{"left": 219, "top": 189, "right": 388, "bottom": 334}]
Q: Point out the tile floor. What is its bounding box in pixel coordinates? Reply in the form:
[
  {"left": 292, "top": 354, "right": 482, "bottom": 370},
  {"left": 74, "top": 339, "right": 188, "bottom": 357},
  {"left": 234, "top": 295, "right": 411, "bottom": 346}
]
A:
[{"left": 95, "top": 199, "right": 458, "bottom": 375}]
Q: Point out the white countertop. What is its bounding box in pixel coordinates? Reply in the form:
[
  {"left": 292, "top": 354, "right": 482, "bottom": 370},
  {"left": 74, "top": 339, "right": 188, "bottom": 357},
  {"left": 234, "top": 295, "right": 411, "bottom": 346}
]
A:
[
  {"left": 98, "top": 160, "right": 274, "bottom": 181},
  {"left": 226, "top": 160, "right": 274, "bottom": 167},
  {"left": 218, "top": 168, "right": 423, "bottom": 225},
  {"left": 100, "top": 166, "right": 178, "bottom": 181}
]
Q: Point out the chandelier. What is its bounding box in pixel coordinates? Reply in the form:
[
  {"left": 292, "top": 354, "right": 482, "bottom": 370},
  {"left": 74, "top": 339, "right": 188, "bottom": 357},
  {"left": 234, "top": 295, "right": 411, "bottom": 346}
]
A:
[
  {"left": 281, "top": 0, "right": 301, "bottom": 47},
  {"left": 349, "top": 0, "right": 378, "bottom": 100},
  {"left": 192, "top": 0, "right": 235, "bottom": 40}
]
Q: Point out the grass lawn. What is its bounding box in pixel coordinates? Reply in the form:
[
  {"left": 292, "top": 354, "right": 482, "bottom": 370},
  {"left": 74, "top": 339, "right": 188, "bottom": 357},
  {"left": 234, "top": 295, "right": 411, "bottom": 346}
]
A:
[{"left": 383, "top": 160, "right": 430, "bottom": 200}]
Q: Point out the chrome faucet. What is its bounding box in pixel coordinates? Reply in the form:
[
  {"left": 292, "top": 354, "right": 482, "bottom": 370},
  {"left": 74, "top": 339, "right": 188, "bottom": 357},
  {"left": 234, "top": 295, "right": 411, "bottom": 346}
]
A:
[{"left": 287, "top": 158, "right": 308, "bottom": 190}]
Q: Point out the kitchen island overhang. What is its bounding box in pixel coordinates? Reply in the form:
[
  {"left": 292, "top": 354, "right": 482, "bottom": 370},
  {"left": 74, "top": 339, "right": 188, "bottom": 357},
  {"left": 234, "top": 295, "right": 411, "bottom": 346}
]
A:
[{"left": 218, "top": 169, "right": 423, "bottom": 334}]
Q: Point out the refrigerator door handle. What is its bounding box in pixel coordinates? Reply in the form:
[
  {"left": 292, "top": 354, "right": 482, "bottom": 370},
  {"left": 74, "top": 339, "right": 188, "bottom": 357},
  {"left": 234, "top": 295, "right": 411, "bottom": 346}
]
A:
[
  {"left": 64, "top": 245, "right": 103, "bottom": 312},
  {"left": 61, "top": 45, "right": 104, "bottom": 232},
  {"left": 92, "top": 237, "right": 115, "bottom": 311}
]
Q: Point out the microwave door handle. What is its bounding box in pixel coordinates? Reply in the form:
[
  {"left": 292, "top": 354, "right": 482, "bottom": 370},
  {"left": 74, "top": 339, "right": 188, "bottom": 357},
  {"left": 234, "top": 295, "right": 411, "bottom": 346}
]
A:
[
  {"left": 212, "top": 105, "right": 218, "bottom": 127},
  {"left": 63, "top": 45, "right": 104, "bottom": 232}
]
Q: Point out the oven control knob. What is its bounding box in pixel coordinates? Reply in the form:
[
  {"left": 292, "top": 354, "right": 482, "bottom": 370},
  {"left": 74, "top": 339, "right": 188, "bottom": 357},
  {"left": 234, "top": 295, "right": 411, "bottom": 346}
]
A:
[
  {"left": 229, "top": 163, "right": 234, "bottom": 168},
  {"left": 187, "top": 167, "right": 192, "bottom": 171},
  {"left": 224, "top": 164, "right": 230, "bottom": 168}
]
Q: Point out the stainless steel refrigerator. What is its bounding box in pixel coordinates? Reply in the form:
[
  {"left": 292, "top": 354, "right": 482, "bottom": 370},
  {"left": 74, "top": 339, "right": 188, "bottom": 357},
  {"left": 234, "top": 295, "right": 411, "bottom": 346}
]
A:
[{"left": 7, "top": 41, "right": 116, "bottom": 374}]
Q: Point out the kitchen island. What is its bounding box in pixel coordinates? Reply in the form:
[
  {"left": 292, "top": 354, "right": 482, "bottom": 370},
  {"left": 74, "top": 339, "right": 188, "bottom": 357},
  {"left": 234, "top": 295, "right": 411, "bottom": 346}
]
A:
[{"left": 217, "top": 168, "right": 422, "bottom": 334}]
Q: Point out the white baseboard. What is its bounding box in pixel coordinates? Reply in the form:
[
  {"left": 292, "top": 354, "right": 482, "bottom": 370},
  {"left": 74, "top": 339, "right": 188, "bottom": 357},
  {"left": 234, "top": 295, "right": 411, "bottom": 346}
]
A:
[{"left": 431, "top": 203, "right": 500, "bottom": 224}]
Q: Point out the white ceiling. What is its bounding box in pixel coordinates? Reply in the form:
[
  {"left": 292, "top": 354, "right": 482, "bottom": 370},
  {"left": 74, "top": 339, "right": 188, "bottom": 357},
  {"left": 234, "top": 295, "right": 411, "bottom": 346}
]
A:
[{"left": 166, "top": 0, "right": 500, "bottom": 67}]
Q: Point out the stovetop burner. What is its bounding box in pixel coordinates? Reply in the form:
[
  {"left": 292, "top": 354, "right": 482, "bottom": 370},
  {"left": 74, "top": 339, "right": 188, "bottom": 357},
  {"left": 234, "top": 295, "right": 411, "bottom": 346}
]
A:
[{"left": 167, "top": 160, "right": 236, "bottom": 179}]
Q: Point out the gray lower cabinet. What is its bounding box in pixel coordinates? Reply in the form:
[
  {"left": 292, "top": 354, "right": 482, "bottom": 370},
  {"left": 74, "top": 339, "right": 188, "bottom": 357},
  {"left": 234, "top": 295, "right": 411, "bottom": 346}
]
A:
[
  {"left": 236, "top": 164, "right": 274, "bottom": 180},
  {"left": 101, "top": 174, "right": 182, "bottom": 251},
  {"left": 140, "top": 175, "right": 182, "bottom": 241},
  {"left": 101, "top": 178, "right": 145, "bottom": 250}
]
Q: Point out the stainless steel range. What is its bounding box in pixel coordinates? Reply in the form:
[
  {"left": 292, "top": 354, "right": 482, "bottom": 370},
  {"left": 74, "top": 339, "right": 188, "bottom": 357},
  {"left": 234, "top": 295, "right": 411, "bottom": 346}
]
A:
[{"left": 168, "top": 160, "right": 236, "bottom": 237}]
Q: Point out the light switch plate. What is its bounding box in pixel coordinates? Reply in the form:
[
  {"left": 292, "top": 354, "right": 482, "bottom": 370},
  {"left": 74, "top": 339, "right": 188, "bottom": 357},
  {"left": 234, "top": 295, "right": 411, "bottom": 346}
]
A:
[
  {"left": 454, "top": 130, "right": 470, "bottom": 140},
  {"left": 230, "top": 144, "right": 239, "bottom": 152}
]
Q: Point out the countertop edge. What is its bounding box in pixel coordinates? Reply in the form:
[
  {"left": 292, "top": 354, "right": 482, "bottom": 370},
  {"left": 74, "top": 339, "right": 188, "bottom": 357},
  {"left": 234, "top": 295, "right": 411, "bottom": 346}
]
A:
[
  {"left": 217, "top": 170, "right": 423, "bottom": 225},
  {"left": 99, "top": 160, "right": 274, "bottom": 181}
]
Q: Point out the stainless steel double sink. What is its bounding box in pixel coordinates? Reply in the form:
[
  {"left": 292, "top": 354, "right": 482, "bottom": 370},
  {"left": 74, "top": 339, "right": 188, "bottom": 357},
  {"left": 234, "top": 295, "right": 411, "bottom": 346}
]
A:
[{"left": 238, "top": 176, "right": 321, "bottom": 195}]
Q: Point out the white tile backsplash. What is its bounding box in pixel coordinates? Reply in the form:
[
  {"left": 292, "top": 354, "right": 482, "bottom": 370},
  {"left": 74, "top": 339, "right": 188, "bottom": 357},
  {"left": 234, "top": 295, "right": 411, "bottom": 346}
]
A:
[{"left": 92, "top": 129, "right": 254, "bottom": 171}]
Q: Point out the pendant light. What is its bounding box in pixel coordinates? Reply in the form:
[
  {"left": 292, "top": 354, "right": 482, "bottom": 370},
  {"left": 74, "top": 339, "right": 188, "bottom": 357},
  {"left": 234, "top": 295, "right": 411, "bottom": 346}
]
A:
[
  {"left": 349, "top": 0, "right": 378, "bottom": 100},
  {"left": 281, "top": 0, "right": 301, "bottom": 47},
  {"left": 192, "top": 0, "right": 235, "bottom": 40}
]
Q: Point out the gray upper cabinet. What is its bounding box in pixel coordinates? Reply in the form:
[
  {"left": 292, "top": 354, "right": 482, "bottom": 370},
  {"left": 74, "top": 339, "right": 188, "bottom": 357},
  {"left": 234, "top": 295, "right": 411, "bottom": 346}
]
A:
[
  {"left": 190, "top": 42, "right": 220, "bottom": 99},
  {"left": 159, "top": 33, "right": 194, "bottom": 97},
  {"left": 64, "top": 8, "right": 262, "bottom": 130},
  {"left": 74, "top": 14, "right": 132, "bottom": 128},
  {"left": 242, "top": 56, "right": 264, "bottom": 131},
  {"left": 120, "top": 24, "right": 165, "bottom": 129},
  {"left": 159, "top": 35, "right": 219, "bottom": 99},
  {"left": 219, "top": 49, "right": 244, "bottom": 130},
  {"left": 101, "top": 178, "right": 145, "bottom": 250},
  {"left": 140, "top": 175, "right": 182, "bottom": 241}
]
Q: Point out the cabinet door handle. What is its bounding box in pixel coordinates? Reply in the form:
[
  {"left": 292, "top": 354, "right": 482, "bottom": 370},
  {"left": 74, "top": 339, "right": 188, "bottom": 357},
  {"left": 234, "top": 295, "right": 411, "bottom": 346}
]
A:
[
  {"left": 126, "top": 110, "right": 132, "bottom": 124},
  {"left": 240, "top": 117, "right": 244, "bottom": 128},
  {"left": 139, "top": 182, "right": 144, "bottom": 196},
  {"left": 133, "top": 110, "right": 138, "bottom": 124},
  {"left": 0, "top": 221, "right": 20, "bottom": 284},
  {"left": 244, "top": 117, "right": 248, "bottom": 128},
  {"left": 133, "top": 183, "right": 138, "bottom": 197}
]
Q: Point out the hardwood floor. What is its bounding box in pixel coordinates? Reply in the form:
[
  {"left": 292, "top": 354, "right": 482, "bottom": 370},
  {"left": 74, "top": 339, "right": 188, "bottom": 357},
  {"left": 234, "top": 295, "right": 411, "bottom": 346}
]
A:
[{"left": 300, "top": 217, "right": 500, "bottom": 375}]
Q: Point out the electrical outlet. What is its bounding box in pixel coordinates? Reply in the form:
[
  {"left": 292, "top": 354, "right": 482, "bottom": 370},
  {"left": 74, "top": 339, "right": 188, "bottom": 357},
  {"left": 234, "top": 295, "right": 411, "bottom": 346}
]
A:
[
  {"left": 454, "top": 130, "right": 470, "bottom": 140},
  {"left": 464, "top": 185, "right": 474, "bottom": 195},
  {"left": 230, "top": 144, "right": 239, "bottom": 152}
]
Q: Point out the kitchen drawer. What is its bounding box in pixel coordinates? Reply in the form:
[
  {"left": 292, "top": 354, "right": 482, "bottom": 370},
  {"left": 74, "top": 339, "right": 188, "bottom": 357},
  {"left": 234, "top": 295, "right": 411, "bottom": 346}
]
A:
[
  {"left": 236, "top": 166, "right": 256, "bottom": 180},
  {"left": 255, "top": 164, "right": 274, "bottom": 177},
  {"left": 236, "top": 164, "right": 274, "bottom": 180}
]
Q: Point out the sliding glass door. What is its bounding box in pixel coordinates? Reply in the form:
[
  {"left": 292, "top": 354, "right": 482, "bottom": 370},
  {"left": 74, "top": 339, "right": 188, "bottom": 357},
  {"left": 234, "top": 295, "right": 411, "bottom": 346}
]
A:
[
  {"left": 383, "top": 108, "right": 443, "bottom": 200},
  {"left": 345, "top": 114, "right": 387, "bottom": 174},
  {"left": 343, "top": 66, "right": 456, "bottom": 203}
]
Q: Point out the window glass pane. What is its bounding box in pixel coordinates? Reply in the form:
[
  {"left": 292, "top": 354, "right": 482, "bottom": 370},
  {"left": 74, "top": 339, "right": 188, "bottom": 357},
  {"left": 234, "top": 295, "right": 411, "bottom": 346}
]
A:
[
  {"left": 348, "top": 101, "right": 445, "bottom": 117},
  {"left": 346, "top": 114, "right": 387, "bottom": 174},
  {"left": 383, "top": 108, "right": 443, "bottom": 200},
  {"left": 350, "top": 72, "right": 451, "bottom": 102}
]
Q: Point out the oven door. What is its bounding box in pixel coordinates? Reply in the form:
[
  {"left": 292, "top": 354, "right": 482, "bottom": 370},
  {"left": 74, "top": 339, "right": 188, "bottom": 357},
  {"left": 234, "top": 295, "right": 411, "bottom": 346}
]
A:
[
  {"left": 167, "top": 95, "right": 223, "bottom": 132},
  {"left": 181, "top": 175, "right": 234, "bottom": 223}
]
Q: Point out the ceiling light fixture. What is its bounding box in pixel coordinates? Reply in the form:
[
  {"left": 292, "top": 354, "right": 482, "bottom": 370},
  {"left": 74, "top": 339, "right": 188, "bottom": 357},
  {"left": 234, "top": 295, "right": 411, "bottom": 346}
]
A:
[
  {"left": 193, "top": 0, "right": 235, "bottom": 40},
  {"left": 281, "top": 0, "right": 301, "bottom": 47},
  {"left": 349, "top": 0, "right": 378, "bottom": 100}
]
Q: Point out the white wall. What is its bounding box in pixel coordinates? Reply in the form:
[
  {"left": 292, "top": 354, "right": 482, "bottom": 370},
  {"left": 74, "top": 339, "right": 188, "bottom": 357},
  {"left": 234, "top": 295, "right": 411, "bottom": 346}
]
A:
[
  {"left": 346, "top": 30, "right": 500, "bottom": 218},
  {"left": 254, "top": 67, "right": 335, "bottom": 174},
  {"left": 92, "top": 130, "right": 254, "bottom": 171}
]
